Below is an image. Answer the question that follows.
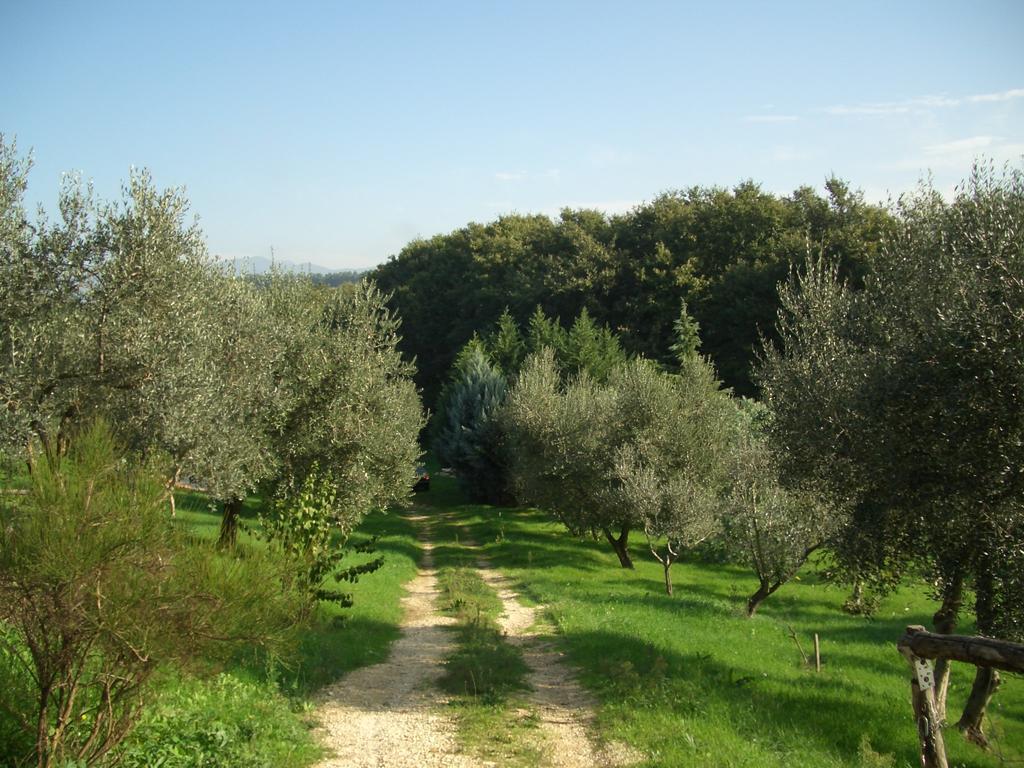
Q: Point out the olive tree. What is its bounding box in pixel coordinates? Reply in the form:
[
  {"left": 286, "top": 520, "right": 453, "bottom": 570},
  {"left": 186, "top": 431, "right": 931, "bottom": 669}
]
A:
[
  {"left": 215, "top": 278, "right": 423, "bottom": 547},
  {"left": 0, "top": 138, "right": 35, "bottom": 455},
  {"left": 503, "top": 349, "right": 636, "bottom": 565},
  {"left": 613, "top": 356, "right": 736, "bottom": 595},
  {"left": 759, "top": 162, "right": 1024, "bottom": 740},
  {"left": 0, "top": 141, "right": 424, "bottom": 546},
  {"left": 721, "top": 400, "right": 844, "bottom": 615},
  {"left": 504, "top": 352, "right": 734, "bottom": 577},
  {"left": 259, "top": 281, "right": 423, "bottom": 533},
  {"left": 0, "top": 151, "right": 243, "bottom": 501},
  {"left": 0, "top": 159, "right": 103, "bottom": 459}
]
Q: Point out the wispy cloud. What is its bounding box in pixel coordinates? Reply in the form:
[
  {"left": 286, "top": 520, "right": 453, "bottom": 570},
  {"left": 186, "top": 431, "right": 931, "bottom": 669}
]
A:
[
  {"left": 824, "top": 103, "right": 909, "bottom": 116},
  {"left": 823, "top": 96, "right": 954, "bottom": 116},
  {"left": 968, "top": 88, "right": 1024, "bottom": 103},
  {"left": 494, "top": 168, "right": 561, "bottom": 183},
  {"left": 923, "top": 136, "right": 1000, "bottom": 156},
  {"left": 896, "top": 135, "right": 1024, "bottom": 170},
  {"left": 743, "top": 114, "right": 799, "bottom": 123},
  {"left": 824, "top": 88, "right": 1024, "bottom": 116}
]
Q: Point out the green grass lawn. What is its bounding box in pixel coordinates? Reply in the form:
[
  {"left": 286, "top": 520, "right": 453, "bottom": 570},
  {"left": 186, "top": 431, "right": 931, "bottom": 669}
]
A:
[
  {"left": 414, "top": 472, "right": 1023, "bottom": 768},
  {"left": 174, "top": 489, "right": 423, "bottom": 694},
  {"left": 428, "top": 502, "right": 543, "bottom": 766}
]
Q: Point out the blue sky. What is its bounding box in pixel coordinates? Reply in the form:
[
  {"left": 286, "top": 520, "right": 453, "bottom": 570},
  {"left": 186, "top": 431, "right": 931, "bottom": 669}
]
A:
[{"left": 3, "top": 1, "right": 1022, "bottom": 270}]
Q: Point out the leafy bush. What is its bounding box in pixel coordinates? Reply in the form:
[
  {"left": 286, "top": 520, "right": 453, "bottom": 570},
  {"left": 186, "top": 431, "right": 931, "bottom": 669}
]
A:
[{"left": 258, "top": 463, "right": 384, "bottom": 614}]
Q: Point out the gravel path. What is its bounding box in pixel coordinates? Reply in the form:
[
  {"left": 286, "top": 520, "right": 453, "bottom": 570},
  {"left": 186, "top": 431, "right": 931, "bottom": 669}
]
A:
[
  {"left": 313, "top": 513, "right": 640, "bottom": 767},
  {"left": 476, "top": 563, "right": 640, "bottom": 768},
  {"left": 313, "top": 515, "right": 476, "bottom": 768}
]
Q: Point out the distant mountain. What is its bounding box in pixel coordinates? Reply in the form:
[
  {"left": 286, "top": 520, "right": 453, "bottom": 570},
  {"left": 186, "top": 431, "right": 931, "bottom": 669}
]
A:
[{"left": 221, "top": 255, "right": 337, "bottom": 275}]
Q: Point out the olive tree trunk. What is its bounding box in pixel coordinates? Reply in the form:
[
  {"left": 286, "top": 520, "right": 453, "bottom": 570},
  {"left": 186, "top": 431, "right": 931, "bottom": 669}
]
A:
[
  {"left": 931, "top": 570, "right": 964, "bottom": 721},
  {"left": 218, "top": 496, "right": 243, "bottom": 549},
  {"left": 747, "top": 579, "right": 782, "bottom": 616},
  {"left": 602, "top": 524, "right": 634, "bottom": 569},
  {"left": 956, "top": 666, "right": 1000, "bottom": 749}
]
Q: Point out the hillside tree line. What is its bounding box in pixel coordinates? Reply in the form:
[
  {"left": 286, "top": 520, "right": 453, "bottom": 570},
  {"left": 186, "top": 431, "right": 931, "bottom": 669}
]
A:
[{"left": 373, "top": 179, "right": 891, "bottom": 407}]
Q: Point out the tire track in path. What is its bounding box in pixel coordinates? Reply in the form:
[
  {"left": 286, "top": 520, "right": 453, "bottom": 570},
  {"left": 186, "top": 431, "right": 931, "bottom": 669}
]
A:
[
  {"left": 454, "top": 519, "right": 641, "bottom": 768},
  {"left": 313, "top": 514, "right": 477, "bottom": 768}
]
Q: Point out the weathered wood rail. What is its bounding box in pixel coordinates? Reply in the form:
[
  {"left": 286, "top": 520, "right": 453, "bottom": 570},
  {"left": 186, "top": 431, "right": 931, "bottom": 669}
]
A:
[{"left": 896, "top": 625, "right": 1024, "bottom": 768}]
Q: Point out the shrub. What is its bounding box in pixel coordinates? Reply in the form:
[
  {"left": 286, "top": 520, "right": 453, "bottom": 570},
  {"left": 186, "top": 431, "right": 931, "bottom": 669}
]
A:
[
  {"left": 258, "top": 463, "right": 384, "bottom": 615},
  {"left": 0, "top": 422, "right": 300, "bottom": 767}
]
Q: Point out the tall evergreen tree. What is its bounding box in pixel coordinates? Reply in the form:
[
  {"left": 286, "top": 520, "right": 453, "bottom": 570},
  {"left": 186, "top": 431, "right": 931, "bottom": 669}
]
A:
[{"left": 434, "top": 345, "right": 510, "bottom": 503}]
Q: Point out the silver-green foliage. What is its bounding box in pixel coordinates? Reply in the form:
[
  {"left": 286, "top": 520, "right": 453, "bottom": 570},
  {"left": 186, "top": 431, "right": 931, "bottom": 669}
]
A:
[
  {"left": 504, "top": 349, "right": 622, "bottom": 555},
  {"left": 759, "top": 162, "right": 1024, "bottom": 638},
  {"left": 504, "top": 351, "right": 734, "bottom": 575},
  {"left": 0, "top": 138, "right": 35, "bottom": 452},
  {"left": 0, "top": 140, "right": 423, "bottom": 527},
  {"left": 434, "top": 344, "right": 509, "bottom": 503},
  {"left": 721, "top": 400, "right": 843, "bottom": 615},
  {"left": 613, "top": 356, "right": 736, "bottom": 592},
  {"left": 0, "top": 147, "right": 233, "bottom": 488},
  {"left": 272, "top": 280, "right": 424, "bottom": 521}
]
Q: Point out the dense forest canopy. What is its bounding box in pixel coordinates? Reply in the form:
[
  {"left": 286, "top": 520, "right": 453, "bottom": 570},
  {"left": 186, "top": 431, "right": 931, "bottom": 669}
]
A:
[{"left": 372, "top": 178, "right": 892, "bottom": 407}]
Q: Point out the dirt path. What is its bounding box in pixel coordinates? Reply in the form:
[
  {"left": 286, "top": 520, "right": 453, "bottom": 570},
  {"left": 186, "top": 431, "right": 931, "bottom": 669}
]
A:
[
  {"left": 314, "top": 513, "right": 639, "bottom": 767},
  {"left": 476, "top": 562, "right": 640, "bottom": 768},
  {"left": 313, "top": 515, "right": 476, "bottom": 768}
]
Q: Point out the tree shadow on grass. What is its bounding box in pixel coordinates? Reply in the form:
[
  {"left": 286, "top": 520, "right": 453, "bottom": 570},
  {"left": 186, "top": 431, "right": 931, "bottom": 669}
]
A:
[
  {"left": 283, "top": 616, "right": 403, "bottom": 696},
  {"left": 423, "top": 511, "right": 616, "bottom": 574},
  {"left": 558, "top": 629, "right": 967, "bottom": 768},
  {"left": 363, "top": 534, "right": 422, "bottom": 564},
  {"left": 570, "top": 585, "right": 743, "bottom": 623}
]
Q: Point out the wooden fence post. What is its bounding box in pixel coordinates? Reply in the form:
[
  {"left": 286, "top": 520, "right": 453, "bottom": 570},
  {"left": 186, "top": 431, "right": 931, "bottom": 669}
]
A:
[{"left": 897, "top": 640, "right": 948, "bottom": 768}]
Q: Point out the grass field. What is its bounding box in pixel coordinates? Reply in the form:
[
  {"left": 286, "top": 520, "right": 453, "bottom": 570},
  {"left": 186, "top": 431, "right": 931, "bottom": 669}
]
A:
[
  {"left": 428, "top": 506, "right": 543, "bottom": 766},
  {"left": 415, "top": 471, "right": 1023, "bottom": 768},
  {"left": 6, "top": 467, "right": 1018, "bottom": 767},
  {"left": 173, "top": 489, "right": 422, "bottom": 694}
]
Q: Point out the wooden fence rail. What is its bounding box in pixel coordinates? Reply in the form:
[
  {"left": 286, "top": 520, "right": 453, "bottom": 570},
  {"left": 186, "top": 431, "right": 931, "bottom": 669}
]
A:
[{"left": 896, "top": 624, "right": 1024, "bottom": 768}]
